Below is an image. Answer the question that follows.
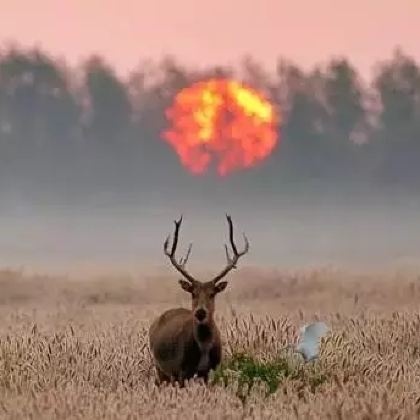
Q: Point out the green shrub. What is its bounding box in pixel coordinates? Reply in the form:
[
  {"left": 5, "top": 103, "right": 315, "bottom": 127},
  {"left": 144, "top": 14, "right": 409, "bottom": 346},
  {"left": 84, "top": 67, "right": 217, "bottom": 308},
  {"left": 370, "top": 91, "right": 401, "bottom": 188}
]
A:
[{"left": 211, "top": 352, "right": 327, "bottom": 401}]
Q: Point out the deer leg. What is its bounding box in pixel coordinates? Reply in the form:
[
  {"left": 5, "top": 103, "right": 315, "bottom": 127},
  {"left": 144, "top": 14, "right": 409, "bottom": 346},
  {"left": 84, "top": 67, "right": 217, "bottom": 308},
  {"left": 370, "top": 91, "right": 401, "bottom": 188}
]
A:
[
  {"left": 209, "top": 345, "right": 221, "bottom": 370},
  {"left": 155, "top": 366, "right": 171, "bottom": 386},
  {"left": 197, "top": 371, "right": 209, "bottom": 384}
]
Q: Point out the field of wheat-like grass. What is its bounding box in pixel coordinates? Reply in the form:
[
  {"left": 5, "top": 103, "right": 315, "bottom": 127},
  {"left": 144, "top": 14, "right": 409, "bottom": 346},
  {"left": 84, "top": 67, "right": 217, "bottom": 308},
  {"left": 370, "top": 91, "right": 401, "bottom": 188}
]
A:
[{"left": 0, "top": 267, "right": 420, "bottom": 419}]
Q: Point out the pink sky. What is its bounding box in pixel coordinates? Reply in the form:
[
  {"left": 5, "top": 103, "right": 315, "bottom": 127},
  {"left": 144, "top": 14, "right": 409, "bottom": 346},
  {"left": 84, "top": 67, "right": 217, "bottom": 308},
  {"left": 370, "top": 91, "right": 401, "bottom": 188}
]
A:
[{"left": 0, "top": 0, "right": 419, "bottom": 78}]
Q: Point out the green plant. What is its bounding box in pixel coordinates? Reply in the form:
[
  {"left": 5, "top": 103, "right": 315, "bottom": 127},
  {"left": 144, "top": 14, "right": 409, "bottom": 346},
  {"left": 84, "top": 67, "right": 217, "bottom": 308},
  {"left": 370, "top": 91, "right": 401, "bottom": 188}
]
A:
[
  {"left": 211, "top": 352, "right": 328, "bottom": 401},
  {"left": 211, "top": 352, "right": 294, "bottom": 400}
]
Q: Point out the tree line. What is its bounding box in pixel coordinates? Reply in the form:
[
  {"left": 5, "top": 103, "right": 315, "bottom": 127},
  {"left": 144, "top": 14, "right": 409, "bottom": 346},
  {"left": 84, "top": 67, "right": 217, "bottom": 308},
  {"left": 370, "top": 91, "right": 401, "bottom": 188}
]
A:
[{"left": 0, "top": 46, "right": 419, "bottom": 202}]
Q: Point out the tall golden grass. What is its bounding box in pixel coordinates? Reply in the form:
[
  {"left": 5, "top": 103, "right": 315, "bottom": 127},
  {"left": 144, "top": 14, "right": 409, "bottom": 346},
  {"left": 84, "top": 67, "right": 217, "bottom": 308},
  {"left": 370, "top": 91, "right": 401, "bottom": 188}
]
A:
[{"left": 0, "top": 267, "right": 420, "bottom": 419}]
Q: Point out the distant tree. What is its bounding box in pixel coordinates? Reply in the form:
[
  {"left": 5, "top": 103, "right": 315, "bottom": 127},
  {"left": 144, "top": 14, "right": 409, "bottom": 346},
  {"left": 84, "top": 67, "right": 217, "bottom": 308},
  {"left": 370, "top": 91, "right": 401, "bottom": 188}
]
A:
[
  {"left": 0, "top": 47, "right": 80, "bottom": 190},
  {"left": 267, "top": 59, "right": 369, "bottom": 189},
  {"left": 322, "top": 58, "right": 368, "bottom": 181},
  {"left": 83, "top": 56, "right": 132, "bottom": 146},
  {"left": 324, "top": 59, "right": 366, "bottom": 140},
  {"left": 77, "top": 56, "right": 136, "bottom": 191},
  {"left": 0, "top": 48, "right": 79, "bottom": 147},
  {"left": 372, "top": 49, "right": 420, "bottom": 185},
  {"left": 128, "top": 57, "right": 195, "bottom": 189},
  {"left": 239, "top": 55, "right": 273, "bottom": 93},
  {"left": 274, "top": 61, "right": 329, "bottom": 183}
]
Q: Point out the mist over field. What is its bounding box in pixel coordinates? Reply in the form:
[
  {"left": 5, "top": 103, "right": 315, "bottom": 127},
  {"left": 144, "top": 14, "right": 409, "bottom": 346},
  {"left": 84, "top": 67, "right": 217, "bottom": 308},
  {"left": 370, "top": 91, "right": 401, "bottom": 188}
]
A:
[{"left": 0, "top": 188, "right": 419, "bottom": 276}]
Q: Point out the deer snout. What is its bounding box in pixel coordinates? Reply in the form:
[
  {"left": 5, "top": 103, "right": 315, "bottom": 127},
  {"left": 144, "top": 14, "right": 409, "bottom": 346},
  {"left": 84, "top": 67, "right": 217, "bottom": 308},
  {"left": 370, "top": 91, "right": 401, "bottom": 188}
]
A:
[{"left": 194, "top": 308, "right": 207, "bottom": 322}]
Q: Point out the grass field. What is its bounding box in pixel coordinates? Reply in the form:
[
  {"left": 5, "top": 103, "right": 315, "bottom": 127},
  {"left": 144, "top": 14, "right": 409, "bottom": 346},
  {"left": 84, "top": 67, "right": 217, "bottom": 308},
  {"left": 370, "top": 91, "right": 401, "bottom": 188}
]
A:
[{"left": 0, "top": 267, "right": 420, "bottom": 419}]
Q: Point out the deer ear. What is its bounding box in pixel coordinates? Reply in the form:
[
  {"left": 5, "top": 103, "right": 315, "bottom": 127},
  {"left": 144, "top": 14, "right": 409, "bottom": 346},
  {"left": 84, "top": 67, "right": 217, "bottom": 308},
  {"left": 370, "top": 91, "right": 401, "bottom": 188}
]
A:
[
  {"left": 178, "top": 279, "right": 194, "bottom": 293},
  {"left": 214, "top": 281, "right": 228, "bottom": 294}
]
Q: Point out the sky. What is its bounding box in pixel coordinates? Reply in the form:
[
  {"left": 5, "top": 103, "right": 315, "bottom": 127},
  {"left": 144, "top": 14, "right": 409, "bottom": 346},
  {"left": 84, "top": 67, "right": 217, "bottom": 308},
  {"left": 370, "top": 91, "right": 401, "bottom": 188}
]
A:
[{"left": 0, "top": 0, "right": 419, "bottom": 78}]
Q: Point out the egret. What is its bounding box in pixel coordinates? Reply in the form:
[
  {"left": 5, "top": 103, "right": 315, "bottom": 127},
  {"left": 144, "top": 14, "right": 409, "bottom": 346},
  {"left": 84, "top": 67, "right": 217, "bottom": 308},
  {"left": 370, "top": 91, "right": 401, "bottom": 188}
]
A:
[{"left": 295, "top": 321, "right": 329, "bottom": 362}]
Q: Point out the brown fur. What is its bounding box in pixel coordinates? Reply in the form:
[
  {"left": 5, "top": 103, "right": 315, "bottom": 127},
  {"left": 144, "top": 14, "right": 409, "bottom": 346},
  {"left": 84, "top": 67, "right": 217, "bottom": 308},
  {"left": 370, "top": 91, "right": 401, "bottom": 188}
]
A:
[{"left": 149, "top": 304, "right": 222, "bottom": 384}]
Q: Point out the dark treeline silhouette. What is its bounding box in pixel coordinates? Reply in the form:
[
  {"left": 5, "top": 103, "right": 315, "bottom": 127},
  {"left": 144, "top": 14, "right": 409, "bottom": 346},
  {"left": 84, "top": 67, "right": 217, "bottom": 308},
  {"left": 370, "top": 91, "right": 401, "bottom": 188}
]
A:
[{"left": 0, "top": 46, "right": 419, "bottom": 206}]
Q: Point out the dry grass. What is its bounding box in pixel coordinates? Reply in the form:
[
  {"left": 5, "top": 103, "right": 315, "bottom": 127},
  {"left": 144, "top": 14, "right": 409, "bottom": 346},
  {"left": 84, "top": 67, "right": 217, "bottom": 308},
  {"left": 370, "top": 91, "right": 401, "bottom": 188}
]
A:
[{"left": 1, "top": 267, "right": 420, "bottom": 419}]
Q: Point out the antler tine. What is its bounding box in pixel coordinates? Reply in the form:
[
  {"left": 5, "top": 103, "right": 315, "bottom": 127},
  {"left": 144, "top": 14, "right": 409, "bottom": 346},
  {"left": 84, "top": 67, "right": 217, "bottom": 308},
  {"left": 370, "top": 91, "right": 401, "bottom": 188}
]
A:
[
  {"left": 226, "top": 214, "right": 238, "bottom": 256},
  {"left": 163, "top": 216, "right": 182, "bottom": 258},
  {"left": 180, "top": 243, "right": 193, "bottom": 267},
  {"left": 241, "top": 233, "right": 250, "bottom": 256},
  {"left": 171, "top": 216, "right": 182, "bottom": 256},
  {"left": 224, "top": 244, "right": 231, "bottom": 262},
  {"left": 163, "top": 217, "right": 196, "bottom": 284},
  {"left": 212, "top": 214, "right": 250, "bottom": 284}
]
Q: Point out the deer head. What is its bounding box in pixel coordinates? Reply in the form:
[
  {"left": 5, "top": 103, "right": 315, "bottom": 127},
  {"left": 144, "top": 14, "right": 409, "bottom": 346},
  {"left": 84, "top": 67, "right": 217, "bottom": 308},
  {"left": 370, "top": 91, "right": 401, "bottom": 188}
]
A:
[{"left": 164, "top": 215, "right": 249, "bottom": 325}]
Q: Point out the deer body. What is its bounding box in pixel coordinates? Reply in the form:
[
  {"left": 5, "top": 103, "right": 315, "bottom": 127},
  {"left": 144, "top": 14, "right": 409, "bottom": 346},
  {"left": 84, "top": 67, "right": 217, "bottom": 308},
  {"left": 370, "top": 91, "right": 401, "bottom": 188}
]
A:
[
  {"left": 149, "top": 307, "right": 222, "bottom": 383},
  {"left": 148, "top": 215, "right": 249, "bottom": 385}
]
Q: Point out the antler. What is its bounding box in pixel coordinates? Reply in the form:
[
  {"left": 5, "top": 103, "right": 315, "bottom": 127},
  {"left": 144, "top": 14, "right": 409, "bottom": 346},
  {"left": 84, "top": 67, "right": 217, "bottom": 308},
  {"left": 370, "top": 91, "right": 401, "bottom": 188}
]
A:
[
  {"left": 163, "top": 216, "right": 196, "bottom": 284},
  {"left": 212, "top": 214, "right": 249, "bottom": 284}
]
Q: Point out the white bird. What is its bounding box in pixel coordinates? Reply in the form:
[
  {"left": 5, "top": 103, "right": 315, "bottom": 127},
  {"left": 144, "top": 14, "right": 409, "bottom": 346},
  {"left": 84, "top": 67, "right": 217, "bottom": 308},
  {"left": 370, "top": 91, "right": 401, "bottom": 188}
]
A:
[{"left": 295, "top": 321, "right": 329, "bottom": 362}]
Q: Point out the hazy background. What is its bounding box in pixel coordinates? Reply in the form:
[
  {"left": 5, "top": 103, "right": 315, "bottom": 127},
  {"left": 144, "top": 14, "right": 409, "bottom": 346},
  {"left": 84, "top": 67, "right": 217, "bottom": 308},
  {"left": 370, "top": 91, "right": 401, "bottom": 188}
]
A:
[{"left": 0, "top": 1, "right": 419, "bottom": 276}]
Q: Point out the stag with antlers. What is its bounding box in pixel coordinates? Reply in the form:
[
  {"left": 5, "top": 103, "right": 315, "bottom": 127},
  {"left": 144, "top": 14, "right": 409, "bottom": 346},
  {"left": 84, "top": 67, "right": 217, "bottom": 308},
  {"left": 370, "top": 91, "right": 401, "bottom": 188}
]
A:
[{"left": 148, "top": 215, "right": 249, "bottom": 385}]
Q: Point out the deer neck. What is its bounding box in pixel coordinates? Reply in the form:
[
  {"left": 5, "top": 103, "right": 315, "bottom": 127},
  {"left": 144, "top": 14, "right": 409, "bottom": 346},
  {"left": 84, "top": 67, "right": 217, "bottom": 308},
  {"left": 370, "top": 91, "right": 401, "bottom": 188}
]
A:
[
  {"left": 193, "top": 318, "right": 215, "bottom": 348},
  {"left": 192, "top": 318, "right": 216, "bottom": 374}
]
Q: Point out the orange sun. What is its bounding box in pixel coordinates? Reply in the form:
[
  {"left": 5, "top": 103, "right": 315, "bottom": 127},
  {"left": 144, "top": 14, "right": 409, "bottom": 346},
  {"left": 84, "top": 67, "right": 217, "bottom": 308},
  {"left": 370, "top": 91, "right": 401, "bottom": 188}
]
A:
[{"left": 162, "top": 78, "right": 280, "bottom": 176}]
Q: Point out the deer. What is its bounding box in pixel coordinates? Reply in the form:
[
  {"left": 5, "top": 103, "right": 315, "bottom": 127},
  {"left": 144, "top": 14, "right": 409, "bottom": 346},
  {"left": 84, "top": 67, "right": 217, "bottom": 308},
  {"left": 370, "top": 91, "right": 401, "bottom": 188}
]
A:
[{"left": 148, "top": 215, "right": 249, "bottom": 386}]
